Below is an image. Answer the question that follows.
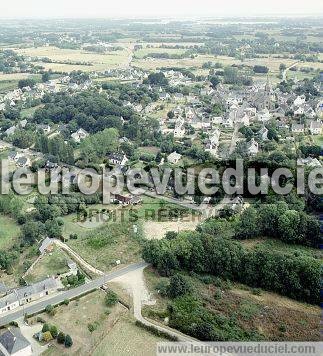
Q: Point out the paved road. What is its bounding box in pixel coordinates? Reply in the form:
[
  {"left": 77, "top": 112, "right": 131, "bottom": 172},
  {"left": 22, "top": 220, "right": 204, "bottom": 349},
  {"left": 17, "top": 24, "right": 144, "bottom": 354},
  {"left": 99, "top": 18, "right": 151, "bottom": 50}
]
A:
[{"left": 0, "top": 262, "right": 147, "bottom": 327}]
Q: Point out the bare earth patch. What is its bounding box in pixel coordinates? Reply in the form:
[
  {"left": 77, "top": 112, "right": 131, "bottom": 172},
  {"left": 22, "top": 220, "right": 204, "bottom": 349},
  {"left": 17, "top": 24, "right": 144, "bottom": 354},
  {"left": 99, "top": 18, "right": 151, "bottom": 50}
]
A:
[{"left": 143, "top": 216, "right": 200, "bottom": 240}]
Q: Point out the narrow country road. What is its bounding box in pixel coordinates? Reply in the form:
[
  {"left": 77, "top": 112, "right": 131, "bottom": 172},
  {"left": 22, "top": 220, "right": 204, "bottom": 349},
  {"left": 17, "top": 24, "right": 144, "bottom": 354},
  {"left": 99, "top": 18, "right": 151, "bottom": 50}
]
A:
[
  {"left": 0, "top": 262, "right": 147, "bottom": 327},
  {"left": 282, "top": 61, "right": 299, "bottom": 81},
  {"left": 53, "top": 239, "right": 105, "bottom": 276}
]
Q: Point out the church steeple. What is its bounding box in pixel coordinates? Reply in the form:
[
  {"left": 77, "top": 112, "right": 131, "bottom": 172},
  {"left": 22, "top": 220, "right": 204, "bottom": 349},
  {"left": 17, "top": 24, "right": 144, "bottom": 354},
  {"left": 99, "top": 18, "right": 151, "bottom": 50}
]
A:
[{"left": 265, "top": 75, "right": 271, "bottom": 93}]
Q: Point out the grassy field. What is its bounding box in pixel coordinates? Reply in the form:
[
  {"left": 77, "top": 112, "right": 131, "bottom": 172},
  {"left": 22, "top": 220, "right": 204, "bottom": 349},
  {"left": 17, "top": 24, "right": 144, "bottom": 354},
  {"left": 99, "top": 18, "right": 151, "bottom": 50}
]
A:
[
  {"left": 143, "top": 267, "right": 320, "bottom": 341},
  {"left": 93, "top": 315, "right": 168, "bottom": 356},
  {"left": 240, "top": 238, "right": 322, "bottom": 260},
  {"left": 0, "top": 215, "right": 20, "bottom": 250},
  {"left": 20, "top": 105, "right": 43, "bottom": 119},
  {"left": 0, "top": 79, "right": 19, "bottom": 94},
  {"left": 13, "top": 46, "right": 130, "bottom": 72},
  {"left": 132, "top": 54, "right": 225, "bottom": 71},
  {"left": 66, "top": 220, "right": 143, "bottom": 272},
  {"left": 24, "top": 246, "right": 70, "bottom": 283},
  {"left": 37, "top": 290, "right": 128, "bottom": 355},
  {"left": 40, "top": 290, "right": 166, "bottom": 356},
  {"left": 312, "top": 135, "right": 323, "bottom": 147}
]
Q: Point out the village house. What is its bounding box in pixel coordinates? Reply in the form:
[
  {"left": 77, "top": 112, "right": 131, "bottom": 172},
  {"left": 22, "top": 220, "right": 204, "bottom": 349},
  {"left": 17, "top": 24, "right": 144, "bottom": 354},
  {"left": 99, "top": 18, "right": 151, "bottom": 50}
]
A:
[
  {"left": 205, "top": 129, "right": 221, "bottom": 155},
  {"left": 167, "top": 151, "right": 182, "bottom": 164},
  {"left": 0, "top": 278, "right": 59, "bottom": 315},
  {"left": 297, "top": 157, "right": 321, "bottom": 167},
  {"left": 16, "top": 156, "right": 31, "bottom": 168},
  {"left": 108, "top": 152, "right": 129, "bottom": 166},
  {"left": 309, "top": 120, "right": 322, "bottom": 135},
  {"left": 0, "top": 327, "right": 32, "bottom": 356},
  {"left": 291, "top": 123, "right": 304, "bottom": 134},
  {"left": 173, "top": 118, "right": 185, "bottom": 138},
  {"left": 5, "top": 126, "right": 17, "bottom": 136},
  {"left": 246, "top": 138, "right": 259, "bottom": 156},
  {"left": 36, "top": 124, "right": 51, "bottom": 134},
  {"left": 113, "top": 193, "right": 142, "bottom": 205},
  {"left": 71, "top": 128, "right": 89, "bottom": 142},
  {"left": 258, "top": 127, "right": 269, "bottom": 140}
]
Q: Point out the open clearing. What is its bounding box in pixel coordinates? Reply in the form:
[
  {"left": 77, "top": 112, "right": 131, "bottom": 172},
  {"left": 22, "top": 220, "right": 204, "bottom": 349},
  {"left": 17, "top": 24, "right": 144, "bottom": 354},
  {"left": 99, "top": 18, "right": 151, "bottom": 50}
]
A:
[
  {"left": 143, "top": 214, "right": 201, "bottom": 240},
  {"left": 36, "top": 290, "right": 128, "bottom": 355},
  {"left": 24, "top": 246, "right": 70, "bottom": 283}
]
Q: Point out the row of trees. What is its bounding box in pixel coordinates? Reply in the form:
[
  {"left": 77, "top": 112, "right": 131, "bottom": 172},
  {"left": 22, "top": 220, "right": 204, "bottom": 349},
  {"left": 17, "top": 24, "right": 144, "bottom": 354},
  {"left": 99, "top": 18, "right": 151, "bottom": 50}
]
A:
[{"left": 142, "top": 231, "right": 320, "bottom": 304}]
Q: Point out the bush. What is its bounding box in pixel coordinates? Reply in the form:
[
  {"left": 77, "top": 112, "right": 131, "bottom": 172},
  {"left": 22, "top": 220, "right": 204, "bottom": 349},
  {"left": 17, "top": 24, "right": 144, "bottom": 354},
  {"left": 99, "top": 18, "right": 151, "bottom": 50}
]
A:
[
  {"left": 50, "top": 325, "right": 58, "bottom": 339},
  {"left": 155, "top": 280, "right": 169, "bottom": 297},
  {"left": 64, "top": 334, "right": 73, "bottom": 348},
  {"left": 63, "top": 299, "right": 70, "bottom": 305},
  {"left": 42, "top": 323, "right": 50, "bottom": 333},
  {"left": 105, "top": 290, "right": 118, "bottom": 307},
  {"left": 57, "top": 332, "right": 65, "bottom": 344},
  {"left": 88, "top": 323, "right": 97, "bottom": 333},
  {"left": 167, "top": 274, "right": 192, "bottom": 299}
]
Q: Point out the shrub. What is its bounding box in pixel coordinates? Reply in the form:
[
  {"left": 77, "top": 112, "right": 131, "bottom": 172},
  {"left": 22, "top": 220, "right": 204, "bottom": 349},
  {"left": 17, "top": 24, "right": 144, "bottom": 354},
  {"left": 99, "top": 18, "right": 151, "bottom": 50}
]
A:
[
  {"left": 45, "top": 305, "right": 54, "bottom": 314},
  {"left": 63, "top": 299, "right": 70, "bottom": 305},
  {"left": 279, "top": 324, "right": 287, "bottom": 333},
  {"left": 64, "top": 334, "right": 73, "bottom": 348},
  {"left": 88, "top": 323, "right": 96, "bottom": 333},
  {"left": 57, "top": 332, "right": 65, "bottom": 344},
  {"left": 167, "top": 274, "right": 192, "bottom": 298},
  {"left": 105, "top": 290, "right": 118, "bottom": 307},
  {"left": 155, "top": 280, "right": 169, "bottom": 297},
  {"left": 42, "top": 323, "right": 50, "bottom": 333},
  {"left": 50, "top": 325, "right": 58, "bottom": 339}
]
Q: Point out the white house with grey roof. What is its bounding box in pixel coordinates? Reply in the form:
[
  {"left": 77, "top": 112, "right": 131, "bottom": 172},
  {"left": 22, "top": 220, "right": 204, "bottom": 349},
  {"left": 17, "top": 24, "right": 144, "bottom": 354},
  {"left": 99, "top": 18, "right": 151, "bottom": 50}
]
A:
[{"left": 0, "top": 278, "right": 59, "bottom": 315}]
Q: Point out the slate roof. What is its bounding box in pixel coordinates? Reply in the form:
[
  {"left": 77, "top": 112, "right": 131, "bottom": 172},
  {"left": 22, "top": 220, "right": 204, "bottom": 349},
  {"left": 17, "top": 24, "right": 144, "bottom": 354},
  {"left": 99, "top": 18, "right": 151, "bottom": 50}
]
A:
[{"left": 0, "top": 328, "right": 30, "bottom": 354}]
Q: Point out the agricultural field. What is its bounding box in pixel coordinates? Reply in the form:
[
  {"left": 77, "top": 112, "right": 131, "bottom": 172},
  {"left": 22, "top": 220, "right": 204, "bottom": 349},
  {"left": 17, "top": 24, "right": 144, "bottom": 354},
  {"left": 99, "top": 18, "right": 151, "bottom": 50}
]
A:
[
  {"left": 312, "top": 135, "right": 323, "bottom": 146},
  {"left": 12, "top": 46, "right": 131, "bottom": 72},
  {"left": 133, "top": 47, "right": 188, "bottom": 59},
  {"left": 132, "top": 54, "right": 225, "bottom": 72}
]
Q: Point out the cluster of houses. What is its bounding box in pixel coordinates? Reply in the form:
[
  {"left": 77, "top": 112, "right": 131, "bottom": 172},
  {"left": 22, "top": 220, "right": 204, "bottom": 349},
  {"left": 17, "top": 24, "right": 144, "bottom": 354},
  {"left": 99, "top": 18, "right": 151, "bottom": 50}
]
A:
[
  {"left": 0, "top": 81, "right": 59, "bottom": 112},
  {"left": 0, "top": 278, "right": 59, "bottom": 316},
  {"left": 160, "top": 78, "right": 322, "bottom": 158}
]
